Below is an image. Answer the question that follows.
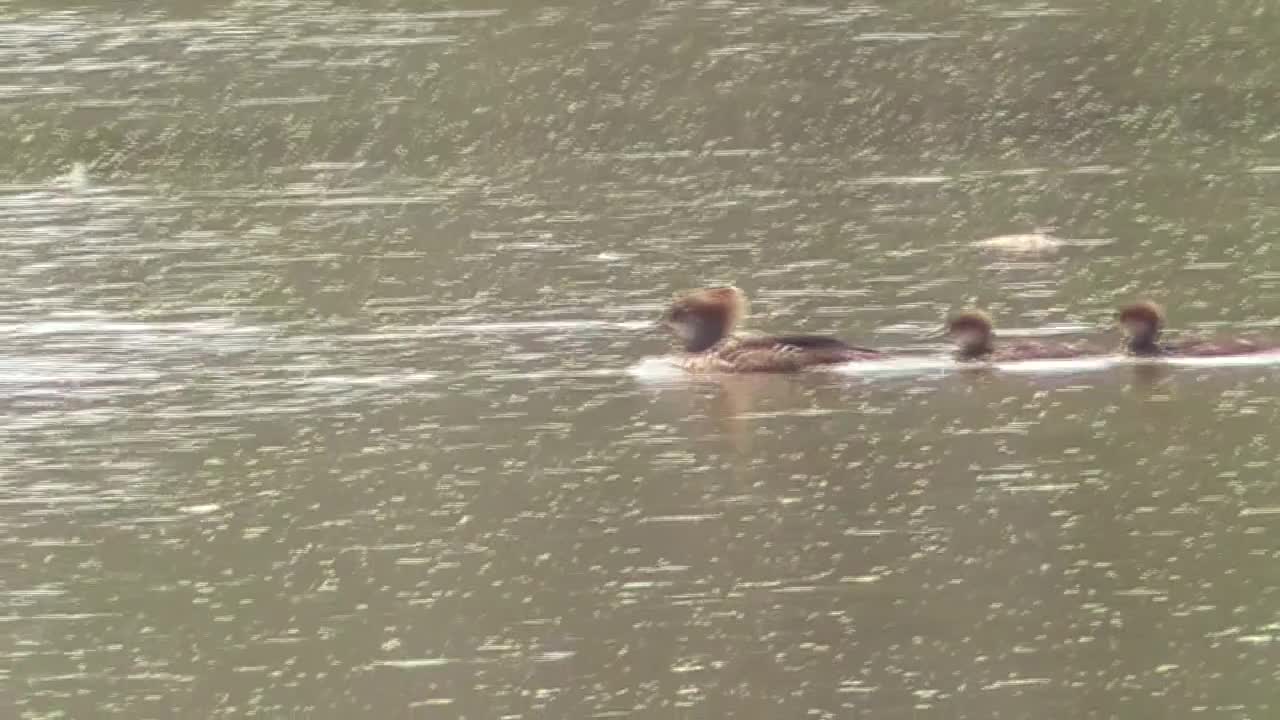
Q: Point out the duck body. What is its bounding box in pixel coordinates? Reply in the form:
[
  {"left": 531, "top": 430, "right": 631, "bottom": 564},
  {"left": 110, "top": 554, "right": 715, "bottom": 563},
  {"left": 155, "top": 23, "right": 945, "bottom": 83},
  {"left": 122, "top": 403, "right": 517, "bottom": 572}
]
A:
[
  {"left": 660, "top": 287, "right": 882, "bottom": 373},
  {"left": 678, "top": 334, "right": 882, "bottom": 373}
]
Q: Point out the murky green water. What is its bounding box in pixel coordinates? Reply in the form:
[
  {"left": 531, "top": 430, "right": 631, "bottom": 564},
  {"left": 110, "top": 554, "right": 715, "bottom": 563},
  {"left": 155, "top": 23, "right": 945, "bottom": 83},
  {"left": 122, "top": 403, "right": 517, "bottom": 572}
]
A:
[{"left": 3, "top": 1, "right": 1280, "bottom": 717}]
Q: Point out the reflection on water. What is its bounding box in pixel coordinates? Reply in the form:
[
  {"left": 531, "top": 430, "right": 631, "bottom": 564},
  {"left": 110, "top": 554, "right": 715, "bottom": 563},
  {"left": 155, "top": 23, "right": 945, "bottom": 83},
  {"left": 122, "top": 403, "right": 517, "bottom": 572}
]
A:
[{"left": 4, "top": 0, "right": 1280, "bottom": 718}]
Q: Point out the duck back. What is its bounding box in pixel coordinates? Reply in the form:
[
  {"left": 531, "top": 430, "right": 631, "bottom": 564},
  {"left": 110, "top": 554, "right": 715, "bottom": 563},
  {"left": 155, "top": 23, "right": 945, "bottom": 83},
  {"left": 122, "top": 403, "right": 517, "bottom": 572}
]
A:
[{"left": 710, "top": 334, "right": 881, "bottom": 372}]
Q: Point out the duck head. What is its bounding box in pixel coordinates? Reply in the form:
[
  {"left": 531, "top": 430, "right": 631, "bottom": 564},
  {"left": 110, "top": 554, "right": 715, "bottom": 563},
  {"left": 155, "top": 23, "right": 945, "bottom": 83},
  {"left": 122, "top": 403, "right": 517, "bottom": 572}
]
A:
[
  {"left": 947, "top": 309, "right": 995, "bottom": 358},
  {"left": 1117, "top": 301, "right": 1164, "bottom": 353},
  {"left": 659, "top": 286, "right": 749, "bottom": 353}
]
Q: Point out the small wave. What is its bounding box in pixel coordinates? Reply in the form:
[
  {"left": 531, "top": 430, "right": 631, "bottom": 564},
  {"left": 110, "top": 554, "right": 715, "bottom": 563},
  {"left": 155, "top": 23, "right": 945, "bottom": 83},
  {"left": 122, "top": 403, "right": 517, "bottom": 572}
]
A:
[
  {"left": 627, "top": 356, "right": 686, "bottom": 382},
  {"left": 829, "top": 357, "right": 954, "bottom": 377},
  {"left": 9, "top": 316, "right": 265, "bottom": 338},
  {"left": 0, "top": 359, "right": 162, "bottom": 384},
  {"left": 634, "top": 351, "right": 1280, "bottom": 381},
  {"left": 55, "top": 162, "right": 91, "bottom": 193},
  {"left": 1137, "top": 352, "right": 1280, "bottom": 368},
  {"left": 972, "top": 233, "right": 1113, "bottom": 253},
  {"left": 994, "top": 357, "right": 1116, "bottom": 374}
]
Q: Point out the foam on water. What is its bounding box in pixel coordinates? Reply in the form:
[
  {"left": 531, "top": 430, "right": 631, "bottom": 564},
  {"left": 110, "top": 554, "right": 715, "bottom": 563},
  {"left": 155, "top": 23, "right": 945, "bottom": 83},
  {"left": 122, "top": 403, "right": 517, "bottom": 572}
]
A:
[
  {"left": 994, "top": 357, "right": 1118, "bottom": 374},
  {"left": 1136, "top": 352, "right": 1280, "bottom": 368},
  {"left": 836, "top": 355, "right": 1115, "bottom": 377},
  {"left": 829, "top": 356, "right": 954, "bottom": 377},
  {"left": 632, "top": 351, "right": 1280, "bottom": 382},
  {"left": 627, "top": 356, "right": 686, "bottom": 382}
]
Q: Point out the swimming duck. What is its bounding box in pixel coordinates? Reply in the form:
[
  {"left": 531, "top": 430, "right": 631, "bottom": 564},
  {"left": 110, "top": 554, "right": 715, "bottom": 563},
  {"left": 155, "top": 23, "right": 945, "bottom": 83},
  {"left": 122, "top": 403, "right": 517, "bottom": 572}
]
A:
[
  {"left": 1118, "top": 301, "right": 1274, "bottom": 357},
  {"left": 948, "top": 309, "right": 1087, "bottom": 362},
  {"left": 659, "top": 287, "right": 882, "bottom": 372}
]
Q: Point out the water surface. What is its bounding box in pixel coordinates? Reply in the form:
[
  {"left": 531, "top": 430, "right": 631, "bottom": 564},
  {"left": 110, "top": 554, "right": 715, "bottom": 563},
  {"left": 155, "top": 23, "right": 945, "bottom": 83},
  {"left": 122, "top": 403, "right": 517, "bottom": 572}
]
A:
[{"left": 3, "top": 0, "right": 1280, "bottom": 718}]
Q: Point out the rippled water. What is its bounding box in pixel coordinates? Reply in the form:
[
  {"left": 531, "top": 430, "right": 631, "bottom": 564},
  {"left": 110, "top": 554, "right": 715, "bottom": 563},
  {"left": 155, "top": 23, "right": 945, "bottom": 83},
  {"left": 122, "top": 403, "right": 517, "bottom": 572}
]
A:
[{"left": 3, "top": 1, "right": 1280, "bottom": 718}]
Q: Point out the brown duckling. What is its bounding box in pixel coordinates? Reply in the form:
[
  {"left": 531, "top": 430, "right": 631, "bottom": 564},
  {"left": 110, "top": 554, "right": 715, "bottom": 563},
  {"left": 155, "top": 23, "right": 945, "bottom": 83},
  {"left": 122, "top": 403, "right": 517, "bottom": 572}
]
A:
[
  {"left": 1118, "top": 301, "right": 1275, "bottom": 357},
  {"left": 947, "top": 309, "right": 1088, "bottom": 362}
]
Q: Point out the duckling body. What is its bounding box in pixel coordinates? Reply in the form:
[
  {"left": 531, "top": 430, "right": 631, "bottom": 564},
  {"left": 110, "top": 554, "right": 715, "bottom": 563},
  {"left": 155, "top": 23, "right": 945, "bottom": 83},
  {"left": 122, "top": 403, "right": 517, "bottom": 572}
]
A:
[
  {"left": 977, "top": 341, "right": 1091, "bottom": 363},
  {"left": 947, "top": 309, "right": 1091, "bottom": 363},
  {"left": 1119, "top": 301, "right": 1278, "bottom": 357}
]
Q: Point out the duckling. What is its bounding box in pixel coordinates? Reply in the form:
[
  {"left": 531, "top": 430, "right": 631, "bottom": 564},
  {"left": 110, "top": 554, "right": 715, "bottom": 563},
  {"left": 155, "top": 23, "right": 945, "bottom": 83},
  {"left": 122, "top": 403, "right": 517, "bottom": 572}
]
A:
[
  {"left": 1118, "top": 301, "right": 1274, "bottom": 357},
  {"left": 947, "top": 309, "right": 1088, "bottom": 362}
]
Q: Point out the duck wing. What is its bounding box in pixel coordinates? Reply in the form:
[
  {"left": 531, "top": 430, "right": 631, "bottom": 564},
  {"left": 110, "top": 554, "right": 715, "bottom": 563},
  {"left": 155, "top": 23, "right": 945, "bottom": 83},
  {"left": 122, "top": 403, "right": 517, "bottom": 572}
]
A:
[
  {"left": 762, "top": 335, "right": 880, "bottom": 353},
  {"left": 722, "top": 335, "right": 882, "bottom": 371}
]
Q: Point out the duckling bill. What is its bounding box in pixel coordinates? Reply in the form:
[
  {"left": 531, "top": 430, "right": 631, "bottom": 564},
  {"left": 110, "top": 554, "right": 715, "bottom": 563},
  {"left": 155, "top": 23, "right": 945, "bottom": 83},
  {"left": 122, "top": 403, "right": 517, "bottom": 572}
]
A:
[{"left": 659, "top": 287, "right": 882, "bottom": 372}]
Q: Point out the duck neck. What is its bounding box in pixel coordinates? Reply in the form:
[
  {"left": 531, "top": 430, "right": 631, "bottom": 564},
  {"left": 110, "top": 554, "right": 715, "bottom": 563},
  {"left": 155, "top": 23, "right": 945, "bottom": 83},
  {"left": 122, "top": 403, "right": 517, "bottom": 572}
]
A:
[
  {"left": 955, "top": 336, "right": 994, "bottom": 361},
  {"left": 1125, "top": 329, "right": 1162, "bottom": 356}
]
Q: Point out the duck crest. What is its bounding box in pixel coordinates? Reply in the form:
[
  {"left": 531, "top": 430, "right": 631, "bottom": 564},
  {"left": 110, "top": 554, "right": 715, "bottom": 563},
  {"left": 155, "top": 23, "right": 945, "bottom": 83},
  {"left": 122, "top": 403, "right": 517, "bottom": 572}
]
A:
[
  {"left": 947, "top": 309, "right": 995, "bottom": 359},
  {"left": 662, "top": 286, "right": 749, "bottom": 352},
  {"left": 1117, "top": 301, "right": 1165, "bottom": 355}
]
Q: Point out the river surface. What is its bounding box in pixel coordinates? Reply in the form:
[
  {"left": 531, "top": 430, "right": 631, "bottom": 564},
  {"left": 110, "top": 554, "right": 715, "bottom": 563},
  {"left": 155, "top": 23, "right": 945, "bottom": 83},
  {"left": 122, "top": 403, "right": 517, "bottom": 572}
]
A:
[{"left": 3, "top": 1, "right": 1280, "bottom": 718}]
